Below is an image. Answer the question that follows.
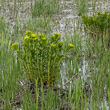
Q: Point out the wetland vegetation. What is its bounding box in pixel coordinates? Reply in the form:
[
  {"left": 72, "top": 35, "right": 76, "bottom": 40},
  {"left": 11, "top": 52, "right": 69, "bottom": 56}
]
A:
[{"left": 0, "top": 0, "right": 110, "bottom": 109}]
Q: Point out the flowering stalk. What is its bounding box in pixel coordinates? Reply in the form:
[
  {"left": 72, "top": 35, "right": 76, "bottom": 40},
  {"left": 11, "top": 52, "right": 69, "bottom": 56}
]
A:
[
  {"left": 48, "top": 47, "right": 52, "bottom": 86},
  {"left": 57, "top": 43, "right": 74, "bottom": 70},
  {"left": 11, "top": 31, "right": 74, "bottom": 86},
  {"left": 36, "top": 43, "right": 39, "bottom": 79},
  {"left": 52, "top": 42, "right": 63, "bottom": 72},
  {"left": 40, "top": 52, "right": 43, "bottom": 82}
]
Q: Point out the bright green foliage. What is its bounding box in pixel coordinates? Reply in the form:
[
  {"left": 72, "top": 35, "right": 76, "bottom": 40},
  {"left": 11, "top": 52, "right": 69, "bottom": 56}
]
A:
[
  {"left": 12, "top": 31, "right": 74, "bottom": 86},
  {"left": 82, "top": 10, "right": 110, "bottom": 38}
]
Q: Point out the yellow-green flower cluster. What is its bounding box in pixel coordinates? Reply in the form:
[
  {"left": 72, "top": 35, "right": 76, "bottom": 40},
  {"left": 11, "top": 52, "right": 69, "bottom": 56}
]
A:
[
  {"left": 25, "top": 30, "right": 33, "bottom": 36},
  {"left": 31, "top": 34, "right": 37, "bottom": 38},
  {"left": 24, "top": 36, "right": 30, "bottom": 41},
  {"left": 54, "top": 32, "right": 61, "bottom": 36},
  {"left": 68, "top": 43, "right": 74, "bottom": 48},
  {"left": 42, "top": 37, "right": 47, "bottom": 41},
  {"left": 50, "top": 43, "right": 56, "bottom": 47},
  {"left": 11, "top": 43, "right": 18, "bottom": 51},
  {"left": 24, "top": 33, "right": 38, "bottom": 41}
]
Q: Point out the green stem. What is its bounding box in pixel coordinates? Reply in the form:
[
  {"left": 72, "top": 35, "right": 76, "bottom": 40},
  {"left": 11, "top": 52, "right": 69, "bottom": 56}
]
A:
[
  {"left": 40, "top": 52, "right": 43, "bottom": 82},
  {"left": 25, "top": 43, "right": 31, "bottom": 80},
  {"left": 52, "top": 50, "right": 58, "bottom": 75},
  {"left": 53, "top": 53, "right": 57, "bottom": 66},
  {"left": 36, "top": 78, "right": 39, "bottom": 110},
  {"left": 48, "top": 48, "right": 51, "bottom": 86},
  {"left": 57, "top": 52, "right": 67, "bottom": 70},
  {"left": 36, "top": 46, "right": 40, "bottom": 81},
  {"left": 29, "top": 43, "right": 34, "bottom": 82}
]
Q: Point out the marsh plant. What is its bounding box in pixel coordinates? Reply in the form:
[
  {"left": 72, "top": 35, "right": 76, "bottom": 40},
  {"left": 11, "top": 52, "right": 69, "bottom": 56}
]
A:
[
  {"left": 77, "top": 0, "right": 88, "bottom": 16},
  {"left": 82, "top": 10, "right": 110, "bottom": 40},
  {"left": 12, "top": 31, "right": 74, "bottom": 86}
]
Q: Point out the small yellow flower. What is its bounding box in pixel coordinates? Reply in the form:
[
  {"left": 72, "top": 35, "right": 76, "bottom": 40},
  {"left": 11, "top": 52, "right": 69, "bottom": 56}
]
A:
[
  {"left": 11, "top": 43, "right": 18, "bottom": 47},
  {"left": 42, "top": 37, "right": 47, "bottom": 41},
  {"left": 54, "top": 32, "right": 61, "bottom": 36},
  {"left": 24, "top": 36, "right": 30, "bottom": 41},
  {"left": 11, "top": 43, "right": 18, "bottom": 51},
  {"left": 68, "top": 43, "right": 74, "bottom": 48},
  {"left": 31, "top": 34, "right": 37, "bottom": 38},
  {"left": 50, "top": 43, "right": 56, "bottom": 47},
  {"left": 25, "top": 30, "right": 33, "bottom": 35}
]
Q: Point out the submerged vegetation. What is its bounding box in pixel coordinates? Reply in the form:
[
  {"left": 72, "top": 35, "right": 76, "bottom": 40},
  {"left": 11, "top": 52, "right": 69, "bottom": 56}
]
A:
[{"left": 1, "top": 0, "right": 110, "bottom": 110}]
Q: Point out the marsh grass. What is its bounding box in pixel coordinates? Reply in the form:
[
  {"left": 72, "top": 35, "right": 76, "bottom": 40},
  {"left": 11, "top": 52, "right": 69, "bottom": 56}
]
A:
[
  {"left": 31, "top": 0, "right": 60, "bottom": 18},
  {"left": 82, "top": 35, "right": 110, "bottom": 109},
  {"left": 76, "top": 0, "right": 88, "bottom": 16},
  {"left": 26, "top": 17, "right": 52, "bottom": 34},
  {"left": 0, "top": 17, "right": 6, "bottom": 33},
  {"left": 0, "top": 32, "right": 22, "bottom": 109}
]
